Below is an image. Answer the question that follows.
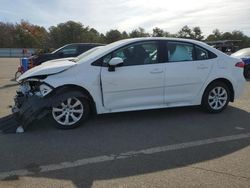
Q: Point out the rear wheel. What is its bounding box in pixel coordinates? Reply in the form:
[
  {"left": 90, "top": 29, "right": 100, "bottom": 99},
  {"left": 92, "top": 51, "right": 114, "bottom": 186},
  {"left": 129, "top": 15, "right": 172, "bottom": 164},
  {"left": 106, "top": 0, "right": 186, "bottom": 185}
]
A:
[
  {"left": 51, "top": 96, "right": 90, "bottom": 129},
  {"left": 202, "top": 82, "right": 230, "bottom": 113}
]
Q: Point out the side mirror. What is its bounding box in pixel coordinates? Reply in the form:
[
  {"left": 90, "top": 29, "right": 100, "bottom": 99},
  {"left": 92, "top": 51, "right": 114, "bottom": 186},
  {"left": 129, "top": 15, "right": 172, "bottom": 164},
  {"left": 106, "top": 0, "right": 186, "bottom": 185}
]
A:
[{"left": 108, "top": 57, "right": 123, "bottom": 72}]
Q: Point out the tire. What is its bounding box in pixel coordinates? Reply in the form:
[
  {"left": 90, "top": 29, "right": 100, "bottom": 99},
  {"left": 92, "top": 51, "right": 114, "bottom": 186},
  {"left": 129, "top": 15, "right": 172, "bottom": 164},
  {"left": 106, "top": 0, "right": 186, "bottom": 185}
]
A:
[
  {"left": 202, "top": 81, "right": 230, "bottom": 113},
  {"left": 51, "top": 96, "right": 90, "bottom": 129}
]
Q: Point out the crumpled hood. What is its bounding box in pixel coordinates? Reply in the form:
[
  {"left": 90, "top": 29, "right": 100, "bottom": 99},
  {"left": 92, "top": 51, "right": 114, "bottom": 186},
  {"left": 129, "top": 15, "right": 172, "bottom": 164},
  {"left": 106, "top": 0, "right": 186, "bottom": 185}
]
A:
[{"left": 17, "top": 59, "right": 76, "bottom": 82}]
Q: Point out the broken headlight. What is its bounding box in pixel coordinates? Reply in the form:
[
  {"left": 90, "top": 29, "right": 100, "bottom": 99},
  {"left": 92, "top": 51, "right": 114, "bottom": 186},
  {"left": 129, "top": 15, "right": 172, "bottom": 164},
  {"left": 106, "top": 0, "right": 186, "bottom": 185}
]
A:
[
  {"left": 19, "top": 82, "right": 31, "bottom": 94},
  {"left": 19, "top": 80, "right": 53, "bottom": 97},
  {"left": 39, "top": 83, "right": 53, "bottom": 97}
]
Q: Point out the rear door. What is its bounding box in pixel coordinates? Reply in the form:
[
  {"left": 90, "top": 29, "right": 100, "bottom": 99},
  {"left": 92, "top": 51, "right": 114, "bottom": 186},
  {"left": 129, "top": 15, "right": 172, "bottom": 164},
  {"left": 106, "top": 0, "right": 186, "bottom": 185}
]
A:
[
  {"left": 101, "top": 41, "right": 166, "bottom": 110},
  {"left": 164, "top": 41, "right": 215, "bottom": 104}
]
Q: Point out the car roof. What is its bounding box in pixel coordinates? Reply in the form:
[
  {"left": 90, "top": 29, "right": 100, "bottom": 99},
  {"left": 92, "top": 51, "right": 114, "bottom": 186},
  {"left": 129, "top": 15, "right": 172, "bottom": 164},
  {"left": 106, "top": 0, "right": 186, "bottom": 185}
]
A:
[
  {"left": 65, "top": 43, "right": 105, "bottom": 46},
  {"left": 103, "top": 37, "right": 222, "bottom": 55}
]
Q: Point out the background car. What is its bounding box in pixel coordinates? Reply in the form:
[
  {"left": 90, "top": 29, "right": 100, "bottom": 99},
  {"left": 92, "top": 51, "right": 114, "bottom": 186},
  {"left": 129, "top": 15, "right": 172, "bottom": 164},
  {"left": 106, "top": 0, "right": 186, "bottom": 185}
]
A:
[
  {"left": 231, "top": 47, "right": 250, "bottom": 78},
  {"left": 30, "top": 43, "right": 104, "bottom": 66}
]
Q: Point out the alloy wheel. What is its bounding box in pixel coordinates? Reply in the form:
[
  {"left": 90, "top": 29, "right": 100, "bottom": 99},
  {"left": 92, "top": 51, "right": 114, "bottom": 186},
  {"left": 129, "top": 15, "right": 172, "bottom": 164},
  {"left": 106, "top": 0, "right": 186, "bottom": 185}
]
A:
[
  {"left": 208, "top": 87, "right": 228, "bottom": 110},
  {"left": 52, "top": 97, "right": 84, "bottom": 126}
]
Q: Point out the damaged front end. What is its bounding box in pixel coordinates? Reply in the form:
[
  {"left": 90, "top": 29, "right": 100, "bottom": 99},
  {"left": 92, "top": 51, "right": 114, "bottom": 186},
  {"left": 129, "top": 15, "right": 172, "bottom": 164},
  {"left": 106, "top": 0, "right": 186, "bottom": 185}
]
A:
[{"left": 12, "top": 77, "right": 54, "bottom": 132}]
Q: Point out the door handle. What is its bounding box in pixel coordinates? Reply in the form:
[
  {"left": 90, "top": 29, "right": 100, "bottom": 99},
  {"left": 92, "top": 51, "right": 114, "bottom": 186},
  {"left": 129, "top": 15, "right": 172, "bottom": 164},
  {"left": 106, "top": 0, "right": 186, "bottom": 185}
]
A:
[
  {"left": 150, "top": 69, "right": 164, "bottom": 74},
  {"left": 197, "top": 65, "right": 208, "bottom": 70}
]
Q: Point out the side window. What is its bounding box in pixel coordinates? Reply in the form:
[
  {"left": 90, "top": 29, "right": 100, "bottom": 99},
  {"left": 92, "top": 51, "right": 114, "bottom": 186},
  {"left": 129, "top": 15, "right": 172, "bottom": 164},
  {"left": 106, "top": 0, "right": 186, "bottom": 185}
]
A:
[
  {"left": 195, "top": 46, "right": 209, "bottom": 60},
  {"left": 167, "top": 42, "right": 194, "bottom": 62},
  {"left": 58, "top": 45, "right": 77, "bottom": 55},
  {"left": 78, "top": 46, "right": 90, "bottom": 54},
  {"left": 111, "top": 42, "right": 159, "bottom": 66}
]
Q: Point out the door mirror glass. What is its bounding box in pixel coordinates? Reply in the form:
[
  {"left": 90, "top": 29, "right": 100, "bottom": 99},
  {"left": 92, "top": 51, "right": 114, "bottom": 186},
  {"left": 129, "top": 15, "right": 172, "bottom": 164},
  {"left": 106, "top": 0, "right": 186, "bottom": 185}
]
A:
[{"left": 108, "top": 57, "right": 123, "bottom": 71}]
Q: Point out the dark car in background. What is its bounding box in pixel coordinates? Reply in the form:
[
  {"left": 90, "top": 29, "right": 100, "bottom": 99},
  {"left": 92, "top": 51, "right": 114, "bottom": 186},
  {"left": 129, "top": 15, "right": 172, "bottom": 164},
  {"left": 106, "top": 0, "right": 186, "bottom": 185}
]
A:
[
  {"left": 231, "top": 48, "right": 250, "bottom": 78},
  {"left": 31, "top": 43, "right": 104, "bottom": 65}
]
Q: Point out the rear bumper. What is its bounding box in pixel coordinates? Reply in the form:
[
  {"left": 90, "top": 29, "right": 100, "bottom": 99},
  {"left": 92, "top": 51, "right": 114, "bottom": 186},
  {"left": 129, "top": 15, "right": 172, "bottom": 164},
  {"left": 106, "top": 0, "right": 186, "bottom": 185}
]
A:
[{"left": 233, "top": 78, "right": 246, "bottom": 99}]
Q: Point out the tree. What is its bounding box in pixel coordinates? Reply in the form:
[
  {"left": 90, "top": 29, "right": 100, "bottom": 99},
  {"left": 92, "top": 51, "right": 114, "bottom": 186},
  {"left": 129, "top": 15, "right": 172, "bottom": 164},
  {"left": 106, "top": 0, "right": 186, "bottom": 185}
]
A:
[
  {"left": 192, "top": 27, "right": 204, "bottom": 40},
  {"left": 0, "top": 22, "right": 15, "bottom": 48},
  {"left": 177, "top": 25, "right": 193, "bottom": 39},
  {"left": 0, "top": 20, "right": 250, "bottom": 50},
  {"left": 206, "top": 29, "right": 223, "bottom": 41},
  {"left": 205, "top": 29, "right": 250, "bottom": 48},
  {"left": 105, "top": 29, "right": 122, "bottom": 43},
  {"left": 121, "top": 31, "right": 129, "bottom": 39},
  {"left": 152, "top": 27, "right": 164, "bottom": 37},
  {"left": 13, "top": 20, "right": 49, "bottom": 48},
  {"left": 49, "top": 21, "right": 85, "bottom": 47},
  {"left": 176, "top": 25, "right": 204, "bottom": 40},
  {"left": 129, "top": 27, "right": 150, "bottom": 38}
]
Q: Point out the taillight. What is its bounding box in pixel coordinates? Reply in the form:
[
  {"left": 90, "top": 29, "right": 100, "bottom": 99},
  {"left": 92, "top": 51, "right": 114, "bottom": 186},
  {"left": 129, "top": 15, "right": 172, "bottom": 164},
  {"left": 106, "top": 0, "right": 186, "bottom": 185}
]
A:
[{"left": 235, "top": 61, "right": 245, "bottom": 68}]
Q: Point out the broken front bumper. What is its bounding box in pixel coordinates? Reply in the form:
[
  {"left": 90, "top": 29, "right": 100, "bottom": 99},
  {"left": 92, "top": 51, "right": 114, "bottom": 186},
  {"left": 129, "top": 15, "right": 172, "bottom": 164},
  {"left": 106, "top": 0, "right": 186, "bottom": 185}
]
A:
[
  {"left": 11, "top": 91, "right": 51, "bottom": 129},
  {"left": 11, "top": 87, "right": 87, "bottom": 130}
]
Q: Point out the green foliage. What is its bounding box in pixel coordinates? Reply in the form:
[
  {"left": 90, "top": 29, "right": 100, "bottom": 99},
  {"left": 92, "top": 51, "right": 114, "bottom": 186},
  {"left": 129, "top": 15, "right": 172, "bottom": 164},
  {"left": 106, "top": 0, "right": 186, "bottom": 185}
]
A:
[
  {"left": 206, "top": 29, "right": 250, "bottom": 48},
  {"left": 0, "top": 21, "right": 249, "bottom": 49},
  {"left": 152, "top": 27, "right": 164, "bottom": 37},
  {"left": 176, "top": 25, "right": 204, "bottom": 40},
  {"left": 129, "top": 27, "right": 150, "bottom": 38},
  {"left": 0, "top": 22, "right": 15, "bottom": 48},
  {"left": 105, "top": 29, "right": 123, "bottom": 43},
  {"left": 48, "top": 21, "right": 101, "bottom": 48}
]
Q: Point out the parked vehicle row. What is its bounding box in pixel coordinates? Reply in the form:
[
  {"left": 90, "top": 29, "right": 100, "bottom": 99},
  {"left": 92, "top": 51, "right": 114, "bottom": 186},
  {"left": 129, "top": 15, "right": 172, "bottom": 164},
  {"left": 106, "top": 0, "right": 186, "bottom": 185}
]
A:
[{"left": 13, "top": 38, "right": 246, "bottom": 131}]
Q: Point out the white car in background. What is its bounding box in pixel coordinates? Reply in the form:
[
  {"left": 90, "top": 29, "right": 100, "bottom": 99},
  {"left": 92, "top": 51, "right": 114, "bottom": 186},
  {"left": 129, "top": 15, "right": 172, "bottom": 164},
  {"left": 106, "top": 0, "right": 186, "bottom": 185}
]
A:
[{"left": 14, "top": 37, "right": 246, "bottom": 130}]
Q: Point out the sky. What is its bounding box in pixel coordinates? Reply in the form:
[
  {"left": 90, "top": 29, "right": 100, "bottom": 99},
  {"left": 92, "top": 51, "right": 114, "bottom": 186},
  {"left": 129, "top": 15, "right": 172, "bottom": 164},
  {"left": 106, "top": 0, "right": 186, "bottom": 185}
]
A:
[{"left": 0, "top": 0, "right": 250, "bottom": 36}]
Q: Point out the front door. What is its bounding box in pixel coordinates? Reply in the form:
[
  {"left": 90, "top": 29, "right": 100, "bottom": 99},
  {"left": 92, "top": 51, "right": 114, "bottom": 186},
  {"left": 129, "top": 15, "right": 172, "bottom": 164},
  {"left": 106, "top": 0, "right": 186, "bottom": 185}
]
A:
[{"left": 101, "top": 41, "right": 165, "bottom": 111}]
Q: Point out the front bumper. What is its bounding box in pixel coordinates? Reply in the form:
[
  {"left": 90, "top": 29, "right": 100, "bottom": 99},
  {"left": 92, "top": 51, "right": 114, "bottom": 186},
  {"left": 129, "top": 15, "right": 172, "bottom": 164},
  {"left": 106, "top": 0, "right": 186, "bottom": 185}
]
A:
[
  {"left": 12, "top": 91, "right": 50, "bottom": 129},
  {"left": 11, "top": 86, "right": 87, "bottom": 130}
]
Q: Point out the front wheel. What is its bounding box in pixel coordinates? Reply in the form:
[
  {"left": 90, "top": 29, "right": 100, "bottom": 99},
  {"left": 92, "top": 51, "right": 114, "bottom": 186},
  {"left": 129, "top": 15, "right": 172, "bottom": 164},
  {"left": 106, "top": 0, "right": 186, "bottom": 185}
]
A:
[
  {"left": 202, "top": 82, "right": 230, "bottom": 113},
  {"left": 51, "top": 97, "right": 90, "bottom": 129}
]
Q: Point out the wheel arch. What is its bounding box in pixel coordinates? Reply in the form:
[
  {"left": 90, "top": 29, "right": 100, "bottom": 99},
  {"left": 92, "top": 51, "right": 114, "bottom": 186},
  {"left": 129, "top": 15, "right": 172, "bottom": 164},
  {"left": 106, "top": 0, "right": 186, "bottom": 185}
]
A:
[
  {"left": 48, "top": 84, "right": 97, "bottom": 114},
  {"left": 203, "top": 78, "right": 235, "bottom": 102}
]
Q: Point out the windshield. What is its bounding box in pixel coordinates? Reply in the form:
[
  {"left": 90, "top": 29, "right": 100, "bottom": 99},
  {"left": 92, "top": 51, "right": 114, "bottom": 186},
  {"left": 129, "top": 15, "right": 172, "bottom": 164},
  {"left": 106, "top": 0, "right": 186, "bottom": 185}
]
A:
[
  {"left": 231, "top": 48, "right": 250, "bottom": 57},
  {"left": 76, "top": 46, "right": 102, "bottom": 62},
  {"left": 76, "top": 39, "right": 132, "bottom": 63},
  {"left": 51, "top": 45, "right": 67, "bottom": 54}
]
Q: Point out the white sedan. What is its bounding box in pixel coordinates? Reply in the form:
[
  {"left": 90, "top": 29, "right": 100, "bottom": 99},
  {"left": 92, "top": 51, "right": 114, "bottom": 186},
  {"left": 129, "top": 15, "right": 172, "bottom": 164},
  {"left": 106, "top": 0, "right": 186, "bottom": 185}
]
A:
[{"left": 15, "top": 37, "right": 246, "bottom": 130}]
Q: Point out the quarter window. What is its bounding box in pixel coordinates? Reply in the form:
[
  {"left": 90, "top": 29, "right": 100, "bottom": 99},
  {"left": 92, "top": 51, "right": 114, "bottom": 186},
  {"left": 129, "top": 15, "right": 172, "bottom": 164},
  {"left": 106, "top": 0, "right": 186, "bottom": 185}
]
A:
[{"left": 195, "top": 46, "right": 209, "bottom": 60}]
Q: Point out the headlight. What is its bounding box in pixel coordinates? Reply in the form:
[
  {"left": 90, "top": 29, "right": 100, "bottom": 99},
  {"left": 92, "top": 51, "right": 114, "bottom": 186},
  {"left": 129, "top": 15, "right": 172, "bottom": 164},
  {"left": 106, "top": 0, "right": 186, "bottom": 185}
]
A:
[
  {"left": 39, "top": 84, "right": 53, "bottom": 97},
  {"left": 19, "top": 82, "right": 31, "bottom": 94}
]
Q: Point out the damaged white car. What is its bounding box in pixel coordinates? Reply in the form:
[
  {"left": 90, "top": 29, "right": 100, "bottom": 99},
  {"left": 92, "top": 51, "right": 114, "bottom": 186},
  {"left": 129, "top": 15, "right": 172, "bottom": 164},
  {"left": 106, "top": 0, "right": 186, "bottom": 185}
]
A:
[{"left": 13, "top": 38, "right": 246, "bottom": 131}]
